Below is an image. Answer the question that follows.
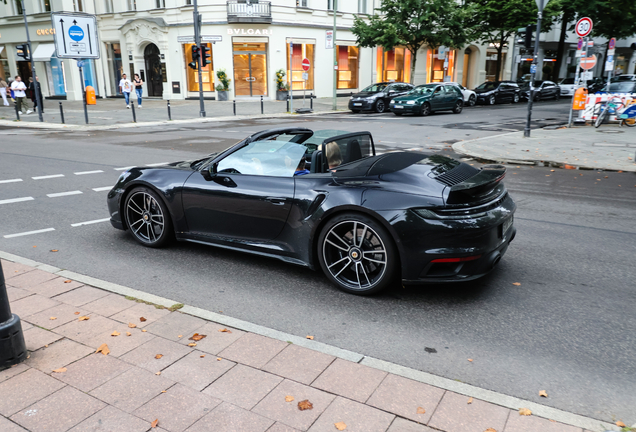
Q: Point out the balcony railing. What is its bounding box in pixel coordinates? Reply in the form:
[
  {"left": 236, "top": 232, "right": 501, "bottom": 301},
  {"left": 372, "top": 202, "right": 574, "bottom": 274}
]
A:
[{"left": 227, "top": 1, "right": 272, "bottom": 23}]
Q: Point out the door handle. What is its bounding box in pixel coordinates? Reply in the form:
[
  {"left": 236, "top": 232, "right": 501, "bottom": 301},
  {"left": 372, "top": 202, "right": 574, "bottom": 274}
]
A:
[{"left": 266, "top": 197, "right": 286, "bottom": 205}]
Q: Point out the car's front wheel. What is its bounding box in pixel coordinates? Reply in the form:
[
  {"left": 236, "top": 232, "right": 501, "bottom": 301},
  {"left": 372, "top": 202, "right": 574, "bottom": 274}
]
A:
[
  {"left": 420, "top": 102, "right": 432, "bottom": 116},
  {"left": 318, "top": 213, "right": 397, "bottom": 295},
  {"left": 468, "top": 95, "right": 476, "bottom": 106},
  {"left": 124, "top": 187, "right": 173, "bottom": 248},
  {"left": 513, "top": 93, "right": 520, "bottom": 103},
  {"left": 375, "top": 99, "right": 386, "bottom": 113},
  {"left": 488, "top": 95, "right": 496, "bottom": 105}
]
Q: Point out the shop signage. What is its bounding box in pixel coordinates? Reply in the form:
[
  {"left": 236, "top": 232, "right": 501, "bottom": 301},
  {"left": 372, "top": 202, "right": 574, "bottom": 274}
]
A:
[
  {"left": 36, "top": 28, "right": 56, "bottom": 36},
  {"left": 177, "top": 35, "right": 222, "bottom": 43},
  {"left": 325, "top": 30, "right": 333, "bottom": 49},
  {"left": 51, "top": 12, "right": 100, "bottom": 59},
  {"left": 226, "top": 28, "right": 272, "bottom": 35}
]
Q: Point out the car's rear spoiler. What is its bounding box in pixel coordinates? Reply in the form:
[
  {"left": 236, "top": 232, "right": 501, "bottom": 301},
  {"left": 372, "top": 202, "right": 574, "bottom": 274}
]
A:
[{"left": 446, "top": 164, "right": 506, "bottom": 204}]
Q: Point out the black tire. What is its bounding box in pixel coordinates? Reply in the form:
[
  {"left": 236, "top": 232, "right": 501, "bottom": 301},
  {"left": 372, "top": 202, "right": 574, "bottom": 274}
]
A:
[
  {"left": 393, "top": 112, "right": 403, "bottom": 116},
  {"left": 420, "top": 102, "right": 431, "bottom": 116},
  {"left": 488, "top": 95, "right": 496, "bottom": 105},
  {"left": 375, "top": 99, "right": 386, "bottom": 113},
  {"left": 351, "top": 110, "right": 361, "bottom": 114},
  {"left": 622, "top": 118, "right": 636, "bottom": 127},
  {"left": 555, "top": 91, "right": 560, "bottom": 100},
  {"left": 452, "top": 100, "right": 463, "bottom": 114},
  {"left": 317, "top": 213, "right": 397, "bottom": 295},
  {"left": 594, "top": 104, "right": 608, "bottom": 128},
  {"left": 468, "top": 95, "right": 476, "bottom": 106},
  {"left": 124, "top": 186, "right": 173, "bottom": 248},
  {"left": 513, "top": 93, "right": 520, "bottom": 103}
]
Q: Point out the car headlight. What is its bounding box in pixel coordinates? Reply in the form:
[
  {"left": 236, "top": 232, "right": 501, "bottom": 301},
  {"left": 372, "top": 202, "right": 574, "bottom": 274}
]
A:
[
  {"left": 390, "top": 99, "right": 396, "bottom": 104},
  {"left": 366, "top": 95, "right": 379, "bottom": 101},
  {"left": 406, "top": 100, "right": 416, "bottom": 105}
]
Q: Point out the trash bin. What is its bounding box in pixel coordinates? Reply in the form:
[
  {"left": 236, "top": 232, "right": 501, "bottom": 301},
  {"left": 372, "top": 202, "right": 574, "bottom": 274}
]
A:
[
  {"left": 572, "top": 87, "right": 588, "bottom": 111},
  {"left": 86, "top": 86, "right": 96, "bottom": 105}
]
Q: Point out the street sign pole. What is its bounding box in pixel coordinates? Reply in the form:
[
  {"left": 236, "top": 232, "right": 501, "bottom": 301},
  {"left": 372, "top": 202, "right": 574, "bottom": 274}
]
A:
[
  {"left": 289, "top": 42, "right": 293, "bottom": 114},
  {"left": 606, "top": 37, "right": 616, "bottom": 94},
  {"left": 193, "top": 0, "right": 205, "bottom": 117},
  {"left": 77, "top": 62, "right": 88, "bottom": 125},
  {"left": 524, "top": 0, "right": 545, "bottom": 138},
  {"left": 20, "top": 0, "right": 43, "bottom": 122},
  {"left": 568, "top": 37, "right": 587, "bottom": 127},
  {"left": 332, "top": 0, "right": 337, "bottom": 111}
]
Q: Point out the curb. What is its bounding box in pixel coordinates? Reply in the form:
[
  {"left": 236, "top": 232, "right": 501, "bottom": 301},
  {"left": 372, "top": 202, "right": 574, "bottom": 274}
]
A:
[{"left": 0, "top": 249, "right": 619, "bottom": 432}]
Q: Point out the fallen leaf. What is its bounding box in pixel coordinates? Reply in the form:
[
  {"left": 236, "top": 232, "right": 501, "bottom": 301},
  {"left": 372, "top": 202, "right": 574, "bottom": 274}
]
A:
[
  {"left": 219, "top": 328, "right": 232, "bottom": 333},
  {"left": 95, "top": 344, "right": 110, "bottom": 355},
  {"left": 74, "top": 311, "right": 80, "bottom": 315},
  {"left": 50, "top": 317, "right": 57, "bottom": 320},
  {"left": 78, "top": 316, "right": 90, "bottom": 321},
  {"left": 468, "top": 359, "right": 473, "bottom": 362},
  {"left": 188, "top": 343, "right": 197, "bottom": 347},
  {"left": 52, "top": 367, "right": 67, "bottom": 373},
  {"left": 512, "top": 282, "right": 521, "bottom": 286},
  {"left": 189, "top": 333, "right": 207, "bottom": 341},
  {"left": 151, "top": 419, "right": 159, "bottom": 428},
  {"left": 161, "top": 390, "right": 167, "bottom": 393},
  {"left": 178, "top": 335, "right": 183, "bottom": 338},
  {"left": 126, "top": 332, "right": 132, "bottom": 336},
  {"left": 519, "top": 408, "right": 532, "bottom": 416},
  {"left": 155, "top": 371, "right": 161, "bottom": 375},
  {"left": 539, "top": 390, "right": 548, "bottom": 398},
  {"left": 155, "top": 354, "right": 163, "bottom": 359},
  {"left": 485, "top": 429, "right": 497, "bottom": 432},
  {"left": 142, "top": 329, "right": 147, "bottom": 332},
  {"left": 128, "top": 323, "right": 137, "bottom": 328},
  {"left": 285, "top": 395, "right": 295, "bottom": 402},
  {"left": 616, "top": 421, "right": 626, "bottom": 427},
  {"left": 50, "top": 249, "right": 58, "bottom": 252},
  {"left": 298, "top": 400, "right": 313, "bottom": 411},
  {"left": 140, "top": 317, "right": 147, "bottom": 322},
  {"left": 550, "top": 169, "right": 555, "bottom": 172},
  {"left": 44, "top": 345, "right": 48, "bottom": 348},
  {"left": 64, "top": 280, "right": 72, "bottom": 283},
  {"left": 335, "top": 422, "right": 347, "bottom": 430},
  {"left": 306, "top": 335, "right": 314, "bottom": 340},
  {"left": 416, "top": 407, "right": 426, "bottom": 414},
  {"left": 217, "top": 358, "right": 222, "bottom": 361},
  {"left": 467, "top": 397, "right": 473, "bottom": 404},
  {"left": 111, "top": 331, "right": 120, "bottom": 337},
  {"left": 200, "top": 355, "right": 205, "bottom": 358}
]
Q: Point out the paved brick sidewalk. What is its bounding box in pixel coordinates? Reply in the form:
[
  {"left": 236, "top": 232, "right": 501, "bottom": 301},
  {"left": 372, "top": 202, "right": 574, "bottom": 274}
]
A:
[{"left": 0, "top": 258, "right": 609, "bottom": 432}]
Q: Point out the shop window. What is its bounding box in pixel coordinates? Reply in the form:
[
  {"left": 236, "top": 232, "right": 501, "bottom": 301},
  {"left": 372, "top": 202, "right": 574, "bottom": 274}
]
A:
[
  {"left": 155, "top": 0, "right": 165, "bottom": 8},
  {"left": 184, "top": 43, "right": 215, "bottom": 92},
  {"left": 376, "top": 47, "right": 411, "bottom": 83},
  {"left": 42, "top": 0, "right": 51, "bottom": 12},
  {"left": 107, "top": 43, "right": 123, "bottom": 95},
  {"left": 74, "top": 0, "right": 84, "bottom": 11},
  {"left": 485, "top": 50, "right": 505, "bottom": 81},
  {"left": 127, "top": 0, "right": 136, "bottom": 10},
  {"left": 327, "top": 0, "right": 336, "bottom": 10},
  {"left": 297, "top": 0, "right": 308, "bottom": 6},
  {"left": 104, "top": 0, "right": 113, "bottom": 12},
  {"left": 286, "top": 42, "right": 314, "bottom": 91},
  {"left": 426, "top": 48, "right": 455, "bottom": 83},
  {"left": 336, "top": 45, "right": 358, "bottom": 89},
  {"left": 14, "top": 0, "right": 23, "bottom": 14},
  {"left": 358, "top": 0, "right": 367, "bottom": 13}
]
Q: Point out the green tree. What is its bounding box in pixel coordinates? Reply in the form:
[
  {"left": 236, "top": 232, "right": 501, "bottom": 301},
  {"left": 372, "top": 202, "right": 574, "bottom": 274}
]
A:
[
  {"left": 465, "top": 0, "right": 560, "bottom": 81},
  {"left": 351, "top": 0, "right": 472, "bottom": 84}
]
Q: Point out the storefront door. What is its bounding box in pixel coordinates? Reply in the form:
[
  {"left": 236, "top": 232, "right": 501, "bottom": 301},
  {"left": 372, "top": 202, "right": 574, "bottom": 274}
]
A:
[
  {"left": 144, "top": 43, "right": 163, "bottom": 97},
  {"left": 233, "top": 42, "right": 267, "bottom": 97}
]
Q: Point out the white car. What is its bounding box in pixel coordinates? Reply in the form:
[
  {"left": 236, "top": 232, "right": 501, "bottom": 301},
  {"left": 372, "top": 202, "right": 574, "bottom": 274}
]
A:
[
  {"left": 558, "top": 78, "right": 578, "bottom": 96},
  {"left": 442, "top": 82, "right": 476, "bottom": 106}
]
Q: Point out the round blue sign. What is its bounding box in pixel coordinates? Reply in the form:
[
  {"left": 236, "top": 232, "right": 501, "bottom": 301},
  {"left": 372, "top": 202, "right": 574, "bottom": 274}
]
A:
[{"left": 68, "top": 25, "right": 84, "bottom": 42}]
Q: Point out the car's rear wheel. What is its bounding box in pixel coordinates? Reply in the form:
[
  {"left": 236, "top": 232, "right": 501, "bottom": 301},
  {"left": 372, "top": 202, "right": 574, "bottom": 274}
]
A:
[
  {"left": 488, "top": 95, "right": 496, "bottom": 105},
  {"left": 124, "top": 187, "right": 173, "bottom": 248},
  {"left": 452, "top": 100, "right": 463, "bottom": 114},
  {"left": 318, "top": 213, "right": 397, "bottom": 295},
  {"left": 375, "top": 100, "right": 386, "bottom": 113},
  {"left": 468, "top": 95, "right": 476, "bottom": 106},
  {"left": 513, "top": 93, "right": 520, "bottom": 103},
  {"left": 420, "top": 102, "right": 431, "bottom": 116}
]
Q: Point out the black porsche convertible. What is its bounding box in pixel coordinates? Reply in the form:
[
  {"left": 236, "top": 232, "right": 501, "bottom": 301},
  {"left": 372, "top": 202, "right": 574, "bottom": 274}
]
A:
[{"left": 108, "top": 128, "right": 516, "bottom": 295}]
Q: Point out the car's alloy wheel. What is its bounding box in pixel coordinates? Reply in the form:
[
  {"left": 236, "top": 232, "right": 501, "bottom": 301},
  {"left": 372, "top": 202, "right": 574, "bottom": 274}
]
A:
[
  {"left": 513, "top": 94, "right": 520, "bottom": 103},
  {"left": 420, "top": 102, "right": 431, "bottom": 116},
  {"left": 468, "top": 95, "right": 476, "bottom": 106},
  {"left": 124, "top": 187, "right": 172, "bottom": 247},
  {"left": 489, "top": 95, "right": 496, "bottom": 105},
  {"left": 452, "top": 101, "right": 463, "bottom": 114},
  {"left": 318, "top": 214, "right": 396, "bottom": 295},
  {"left": 555, "top": 92, "right": 560, "bottom": 100},
  {"left": 375, "top": 100, "right": 386, "bottom": 113}
]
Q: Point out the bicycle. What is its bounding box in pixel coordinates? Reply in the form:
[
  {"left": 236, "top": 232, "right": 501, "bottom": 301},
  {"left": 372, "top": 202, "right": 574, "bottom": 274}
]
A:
[
  {"left": 594, "top": 97, "right": 625, "bottom": 128},
  {"left": 617, "top": 100, "right": 636, "bottom": 127}
]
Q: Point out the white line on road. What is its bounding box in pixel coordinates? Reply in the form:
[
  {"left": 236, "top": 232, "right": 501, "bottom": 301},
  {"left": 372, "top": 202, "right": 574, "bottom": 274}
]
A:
[
  {"left": 4, "top": 228, "right": 55, "bottom": 239},
  {"left": 71, "top": 218, "right": 111, "bottom": 227},
  {"left": 93, "top": 186, "right": 113, "bottom": 192},
  {"left": 379, "top": 141, "right": 396, "bottom": 144},
  {"left": 225, "top": 130, "right": 239, "bottom": 133},
  {"left": 0, "top": 179, "right": 23, "bottom": 184},
  {"left": 145, "top": 162, "right": 170, "bottom": 166},
  {"left": 114, "top": 166, "right": 135, "bottom": 171},
  {"left": 74, "top": 170, "right": 104, "bottom": 175},
  {"left": 0, "top": 197, "right": 34, "bottom": 205},
  {"left": 47, "top": 191, "right": 83, "bottom": 198},
  {"left": 32, "top": 174, "right": 64, "bottom": 180}
]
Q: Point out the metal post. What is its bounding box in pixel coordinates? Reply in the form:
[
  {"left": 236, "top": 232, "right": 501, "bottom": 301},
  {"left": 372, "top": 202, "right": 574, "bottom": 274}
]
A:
[
  {"left": 15, "top": 102, "right": 20, "bottom": 121},
  {"left": 310, "top": 93, "right": 313, "bottom": 110},
  {"left": 78, "top": 65, "right": 89, "bottom": 125},
  {"left": 193, "top": 0, "right": 205, "bottom": 117},
  {"left": 261, "top": 95, "right": 264, "bottom": 114},
  {"left": 568, "top": 37, "right": 587, "bottom": 127},
  {"left": 0, "top": 262, "right": 28, "bottom": 368},
  {"left": 524, "top": 4, "right": 544, "bottom": 138},
  {"left": 20, "top": 0, "right": 43, "bottom": 122},
  {"left": 332, "top": 0, "right": 338, "bottom": 111},
  {"left": 130, "top": 101, "right": 136, "bottom": 122},
  {"left": 59, "top": 101, "right": 65, "bottom": 124},
  {"left": 289, "top": 42, "right": 293, "bottom": 114},
  {"left": 167, "top": 100, "right": 171, "bottom": 120},
  {"left": 233, "top": 99, "right": 236, "bottom": 115},
  {"left": 286, "top": 94, "right": 289, "bottom": 113}
]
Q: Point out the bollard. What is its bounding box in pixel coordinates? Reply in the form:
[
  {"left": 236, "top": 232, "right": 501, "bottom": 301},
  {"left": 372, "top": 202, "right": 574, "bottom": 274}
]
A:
[
  {"left": 59, "top": 102, "right": 65, "bottom": 124},
  {"left": 0, "top": 262, "right": 27, "bottom": 368},
  {"left": 167, "top": 100, "right": 172, "bottom": 121},
  {"left": 261, "top": 95, "right": 264, "bottom": 114},
  {"left": 310, "top": 93, "right": 313, "bottom": 110},
  {"left": 131, "top": 102, "right": 137, "bottom": 123},
  {"left": 286, "top": 95, "right": 290, "bottom": 113},
  {"left": 15, "top": 102, "right": 20, "bottom": 121},
  {"left": 233, "top": 99, "right": 236, "bottom": 116}
]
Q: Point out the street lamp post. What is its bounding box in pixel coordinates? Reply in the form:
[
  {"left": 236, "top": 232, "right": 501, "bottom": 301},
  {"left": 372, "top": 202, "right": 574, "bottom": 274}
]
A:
[
  {"left": 524, "top": 0, "right": 548, "bottom": 138},
  {"left": 0, "top": 263, "right": 27, "bottom": 368},
  {"left": 193, "top": 0, "right": 205, "bottom": 117},
  {"left": 332, "top": 0, "right": 338, "bottom": 111}
]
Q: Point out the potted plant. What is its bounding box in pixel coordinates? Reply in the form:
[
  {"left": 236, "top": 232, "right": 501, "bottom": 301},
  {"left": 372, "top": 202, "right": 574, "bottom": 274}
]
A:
[
  {"left": 216, "top": 68, "right": 231, "bottom": 101},
  {"left": 275, "top": 69, "right": 290, "bottom": 101}
]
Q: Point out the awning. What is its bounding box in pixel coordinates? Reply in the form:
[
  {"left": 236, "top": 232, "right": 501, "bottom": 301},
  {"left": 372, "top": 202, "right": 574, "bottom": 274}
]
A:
[{"left": 32, "top": 43, "right": 56, "bottom": 62}]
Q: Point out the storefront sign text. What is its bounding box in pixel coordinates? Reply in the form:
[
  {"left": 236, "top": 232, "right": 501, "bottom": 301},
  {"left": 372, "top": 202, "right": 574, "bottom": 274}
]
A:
[
  {"left": 227, "top": 28, "right": 272, "bottom": 35},
  {"left": 36, "top": 28, "right": 56, "bottom": 36}
]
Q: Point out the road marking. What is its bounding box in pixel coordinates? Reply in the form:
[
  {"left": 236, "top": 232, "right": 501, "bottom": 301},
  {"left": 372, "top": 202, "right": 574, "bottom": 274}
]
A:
[
  {"left": 114, "top": 166, "right": 135, "bottom": 171},
  {"left": 74, "top": 170, "right": 104, "bottom": 175},
  {"left": 146, "top": 162, "right": 170, "bottom": 167},
  {"left": 47, "top": 191, "right": 83, "bottom": 198},
  {"left": 379, "top": 141, "right": 396, "bottom": 144},
  {"left": 32, "top": 174, "right": 64, "bottom": 180},
  {"left": 0, "top": 197, "right": 34, "bottom": 205},
  {"left": 4, "top": 228, "right": 55, "bottom": 239},
  {"left": 71, "top": 218, "right": 111, "bottom": 227},
  {"left": 93, "top": 186, "right": 112, "bottom": 192},
  {"left": 0, "top": 179, "right": 23, "bottom": 184},
  {"left": 225, "top": 130, "right": 239, "bottom": 133}
]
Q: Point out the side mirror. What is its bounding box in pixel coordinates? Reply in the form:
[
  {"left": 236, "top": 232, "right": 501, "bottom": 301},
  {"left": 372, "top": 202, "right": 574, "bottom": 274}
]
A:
[{"left": 201, "top": 163, "right": 217, "bottom": 181}]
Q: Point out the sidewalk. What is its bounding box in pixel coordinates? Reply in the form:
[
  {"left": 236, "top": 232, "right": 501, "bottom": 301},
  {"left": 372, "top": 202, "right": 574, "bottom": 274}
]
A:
[
  {"left": 452, "top": 127, "right": 636, "bottom": 172},
  {"left": 0, "top": 96, "right": 349, "bottom": 129},
  {"left": 0, "top": 255, "right": 621, "bottom": 432}
]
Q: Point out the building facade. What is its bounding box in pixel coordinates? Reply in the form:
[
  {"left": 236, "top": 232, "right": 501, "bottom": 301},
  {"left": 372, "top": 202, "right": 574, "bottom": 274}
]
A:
[{"left": 1, "top": 0, "right": 513, "bottom": 102}]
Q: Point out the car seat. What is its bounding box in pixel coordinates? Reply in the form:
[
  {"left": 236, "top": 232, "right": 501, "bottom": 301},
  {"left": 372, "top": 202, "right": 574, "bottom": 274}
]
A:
[
  {"left": 310, "top": 148, "right": 324, "bottom": 173},
  {"left": 344, "top": 139, "right": 362, "bottom": 164}
]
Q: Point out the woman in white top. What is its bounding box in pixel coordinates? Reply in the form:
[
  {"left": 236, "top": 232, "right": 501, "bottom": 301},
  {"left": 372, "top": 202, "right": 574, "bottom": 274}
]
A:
[{"left": 0, "top": 77, "right": 10, "bottom": 106}]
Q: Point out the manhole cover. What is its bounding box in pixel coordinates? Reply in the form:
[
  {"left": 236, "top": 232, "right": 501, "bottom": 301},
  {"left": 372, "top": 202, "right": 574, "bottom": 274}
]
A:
[{"left": 596, "top": 129, "right": 624, "bottom": 134}]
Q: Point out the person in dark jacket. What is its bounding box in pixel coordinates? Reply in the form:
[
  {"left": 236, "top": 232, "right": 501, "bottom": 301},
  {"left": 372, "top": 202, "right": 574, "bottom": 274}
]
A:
[{"left": 28, "top": 76, "right": 44, "bottom": 113}]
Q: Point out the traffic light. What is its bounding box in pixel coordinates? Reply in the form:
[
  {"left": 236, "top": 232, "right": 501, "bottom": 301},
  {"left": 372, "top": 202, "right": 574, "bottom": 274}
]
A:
[
  {"left": 524, "top": 25, "right": 536, "bottom": 49},
  {"left": 201, "top": 44, "right": 211, "bottom": 67},
  {"left": 16, "top": 44, "right": 30, "bottom": 61},
  {"left": 189, "top": 45, "right": 200, "bottom": 70}
]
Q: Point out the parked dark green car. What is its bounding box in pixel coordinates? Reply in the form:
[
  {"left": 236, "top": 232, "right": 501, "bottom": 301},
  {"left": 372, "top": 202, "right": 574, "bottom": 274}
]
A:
[{"left": 389, "top": 84, "right": 464, "bottom": 116}]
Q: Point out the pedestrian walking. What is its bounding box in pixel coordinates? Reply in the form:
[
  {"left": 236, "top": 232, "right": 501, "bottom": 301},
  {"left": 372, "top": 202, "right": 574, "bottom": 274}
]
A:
[
  {"left": 28, "top": 76, "right": 44, "bottom": 113},
  {"left": 118, "top": 73, "right": 132, "bottom": 108},
  {"left": 133, "top": 73, "right": 144, "bottom": 109},
  {"left": 10, "top": 76, "right": 32, "bottom": 115},
  {"left": 0, "top": 77, "right": 9, "bottom": 106}
]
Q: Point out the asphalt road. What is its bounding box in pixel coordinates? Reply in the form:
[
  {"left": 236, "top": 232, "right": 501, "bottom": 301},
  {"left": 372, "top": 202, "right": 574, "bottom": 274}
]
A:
[{"left": 1, "top": 100, "right": 635, "bottom": 424}]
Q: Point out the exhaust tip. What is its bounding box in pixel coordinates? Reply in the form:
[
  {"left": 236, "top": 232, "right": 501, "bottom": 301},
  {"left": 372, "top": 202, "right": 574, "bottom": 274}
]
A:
[{"left": 491, "top": 255, "right": 502, "bottom": 269}]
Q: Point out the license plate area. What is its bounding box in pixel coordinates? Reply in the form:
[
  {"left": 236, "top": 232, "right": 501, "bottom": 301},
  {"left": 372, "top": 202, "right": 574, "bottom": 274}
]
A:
[
  {"left": 353, "top": 103, "right": 362, "bottom": 106},
  {"left": 394, "top": 105, "right": 403, "bottom": 109},
  {"left": 500, "top": 215, "right": 513, "bottom": 237}
]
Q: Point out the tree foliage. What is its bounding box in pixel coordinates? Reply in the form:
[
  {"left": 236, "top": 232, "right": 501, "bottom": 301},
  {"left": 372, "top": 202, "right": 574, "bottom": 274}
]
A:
[
  {"left": 571, "top": 0, "right": 636, "bottom": 40},
  {"left": 352, "top": 0, "right": 473, "bottom": 83}
]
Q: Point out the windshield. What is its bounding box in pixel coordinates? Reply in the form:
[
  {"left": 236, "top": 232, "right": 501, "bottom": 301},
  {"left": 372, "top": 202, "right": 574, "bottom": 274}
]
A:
[
  {"left": 361, "top": 83, "right": 388, "bottom": 93},
  {"left": 611, "top": 75, "right": 635, "bottom": 82},
  {"left": 411, "top": 85, "right": 437, "bottom": 95},
  {"left": 607, "top": 82, "right": 636, "bottom": 93},
  {"left": 476, "top": 82, "right": 498, "bottom": 91},
  {"left": 560, "top": 78, "right": 574, "bottom": 85},
  {"left": 216, "top": 140, "right": 307, "bottom": 177}
]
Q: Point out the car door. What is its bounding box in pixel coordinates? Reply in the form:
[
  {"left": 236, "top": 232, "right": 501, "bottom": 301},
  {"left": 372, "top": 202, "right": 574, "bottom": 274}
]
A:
[
  {"left": 181, "top": 141, "right": 304, "bottom": 241},
  {"left": 430, "top": 86, "right": 446, "bottom": 110},
  {"left": 544, "top": 81, "right": 556, "bottom": 98}
]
